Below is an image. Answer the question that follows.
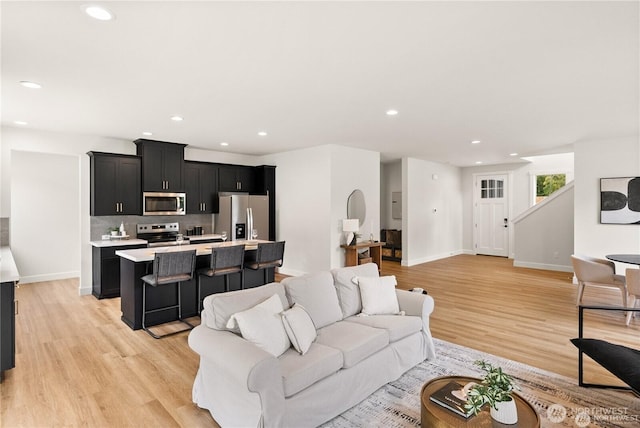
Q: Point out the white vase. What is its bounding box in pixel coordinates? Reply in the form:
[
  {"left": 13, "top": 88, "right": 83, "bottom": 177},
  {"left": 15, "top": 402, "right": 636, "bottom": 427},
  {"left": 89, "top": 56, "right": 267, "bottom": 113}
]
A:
[{"left": 490, "top": 398, "right": 518, "bottom": 425}]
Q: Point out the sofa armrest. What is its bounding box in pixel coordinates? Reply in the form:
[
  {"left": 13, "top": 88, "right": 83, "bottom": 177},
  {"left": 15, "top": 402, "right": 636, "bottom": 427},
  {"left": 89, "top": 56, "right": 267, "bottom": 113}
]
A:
[
  {"left": 396, "top": 289, "right": 434, "bottom": 318},
  {"left": 188, "top": 325, "right": 285, "bottom": 426},
  {"left": 396, "top": 290, "right": 436, "bottom": 359}
]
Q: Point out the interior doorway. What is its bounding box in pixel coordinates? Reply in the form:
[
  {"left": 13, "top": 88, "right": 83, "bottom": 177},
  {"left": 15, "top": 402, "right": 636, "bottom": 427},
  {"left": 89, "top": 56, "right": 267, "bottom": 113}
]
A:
[
  {"left": 473, "top": 173, "right": 510, "bottom": 257},
  {"left": 10, "top": 151, "right": 80, "bottom": 282}
]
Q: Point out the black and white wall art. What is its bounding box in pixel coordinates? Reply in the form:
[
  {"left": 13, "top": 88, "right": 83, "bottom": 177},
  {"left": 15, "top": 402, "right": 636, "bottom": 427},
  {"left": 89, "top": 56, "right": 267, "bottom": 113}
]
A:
[{"left": 600, "top": 177, "right": 640, "bottom": 224}]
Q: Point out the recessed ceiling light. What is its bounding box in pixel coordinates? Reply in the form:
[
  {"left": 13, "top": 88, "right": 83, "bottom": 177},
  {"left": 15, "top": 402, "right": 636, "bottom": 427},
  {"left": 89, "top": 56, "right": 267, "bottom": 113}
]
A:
[
  {"left": 14, "top": 121, "right": 28, "bottom": 126},
  {"left": 171, "top": 115, "right": 184, "bottom": 122},
  {"left": 386, "top": 109, "right": 399, "bottom": 116},
  {"left": 257, "top": 131, "right": 267, "bottom": 137},
  {"left": 19, "top": 80, "right": 42, "bottom": 89},
  {"left": 509, "top": 153, "right": 518, "bottom": 157},
  {"left": 220, "top": 142, "right": 229, "bottom": 147},
  {"left": 475, "top": 161, "right": 483, "bottom": 165},
  {"left": 471, "top": 140, "right": 481, "bottom": 145},
  {"left": 142, "top": 131, "right": 153, "bottom": 136},
  {"left": 84, "top": 5, "right": 114, "bottom": 21}
]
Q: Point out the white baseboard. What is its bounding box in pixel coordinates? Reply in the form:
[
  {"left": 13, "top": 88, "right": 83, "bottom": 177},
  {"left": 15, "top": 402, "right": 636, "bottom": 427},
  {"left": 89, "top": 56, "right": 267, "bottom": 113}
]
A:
[
  {"left": 17, "top": 271, "right": 80, "bottom": 284},
  {"left": 401, "top": 250, "right": 465, "bottom": 267},
  {"left": 79, "top": 285, "right": 92, "bottom": 296},
  {"left": 512, "top": 260, "right": 573, "bottom": 272}
]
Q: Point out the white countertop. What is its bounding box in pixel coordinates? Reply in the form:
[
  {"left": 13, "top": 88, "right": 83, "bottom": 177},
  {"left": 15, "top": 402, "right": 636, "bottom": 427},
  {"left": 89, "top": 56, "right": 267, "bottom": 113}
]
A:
[
  {"left": 115, "top": 240, "right": 270, "bottom": 263},
  {"left": 188, "top": 234, "right": 223, "bottom": 242},
  {"left": 90, "top": 238, "right": 148, "bottom": 248},
  {"left": 90, "top": 234, "right": 221, "bottom": 248},
  {"left": 0, "top": 246, "right": 20, "bottom": 283}
]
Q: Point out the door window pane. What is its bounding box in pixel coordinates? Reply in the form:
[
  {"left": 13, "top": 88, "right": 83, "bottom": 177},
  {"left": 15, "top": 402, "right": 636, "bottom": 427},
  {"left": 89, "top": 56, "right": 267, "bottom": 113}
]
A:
[{"left": 480, "top": 179, "right": 504, "bottom": 199}]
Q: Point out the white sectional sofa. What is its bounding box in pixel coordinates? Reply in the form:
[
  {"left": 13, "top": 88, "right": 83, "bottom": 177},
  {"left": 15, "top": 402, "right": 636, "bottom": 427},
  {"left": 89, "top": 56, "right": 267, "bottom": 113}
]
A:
[{"left": 188, "top": 263, "right": 436, "bottom": 428}]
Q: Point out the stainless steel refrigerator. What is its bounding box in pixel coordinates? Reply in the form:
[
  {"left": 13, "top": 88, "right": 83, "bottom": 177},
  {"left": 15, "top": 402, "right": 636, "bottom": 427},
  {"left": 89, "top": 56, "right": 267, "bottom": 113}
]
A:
[{"left": 216, "top": 194, "right": 269, "bottom": 241}]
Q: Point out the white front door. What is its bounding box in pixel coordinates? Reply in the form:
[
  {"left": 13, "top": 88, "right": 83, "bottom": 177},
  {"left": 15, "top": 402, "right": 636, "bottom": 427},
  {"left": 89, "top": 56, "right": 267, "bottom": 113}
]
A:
[{"left": 474, "top": 174, "right": 509, "bottom": 257}]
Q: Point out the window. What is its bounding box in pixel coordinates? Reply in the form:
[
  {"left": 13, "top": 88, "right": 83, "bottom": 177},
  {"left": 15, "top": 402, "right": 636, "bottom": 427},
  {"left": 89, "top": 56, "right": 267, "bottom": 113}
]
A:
[
  {"left": 481, "top": 179, "right": 504, "bottom": 199},
  {"left": 535, "top": 174, "right": 566, "bottom": 204}
]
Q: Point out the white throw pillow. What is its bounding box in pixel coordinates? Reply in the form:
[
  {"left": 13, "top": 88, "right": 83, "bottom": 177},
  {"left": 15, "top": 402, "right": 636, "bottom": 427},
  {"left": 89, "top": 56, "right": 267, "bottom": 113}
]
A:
[
  {"left": 282, "top": 272, "right": 344, "bottom": 328},
  {"left": 356, "top": 275, "right": 400, "bottom": 315},
  {"left": 281, "top": 304, "right": 317, "bottom": 355},
  {"left": 226, "top": 294, "right": 291, "bottom": 357}
]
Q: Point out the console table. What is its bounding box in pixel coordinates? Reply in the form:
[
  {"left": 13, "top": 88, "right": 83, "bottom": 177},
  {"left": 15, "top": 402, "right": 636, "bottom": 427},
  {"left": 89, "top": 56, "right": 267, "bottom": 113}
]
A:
[{"left": 341, "top": 241, "right": 384, "bottom": 270}]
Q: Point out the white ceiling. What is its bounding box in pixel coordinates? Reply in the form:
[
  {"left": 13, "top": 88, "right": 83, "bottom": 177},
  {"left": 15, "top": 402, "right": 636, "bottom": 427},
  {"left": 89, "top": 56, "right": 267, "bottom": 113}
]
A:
[{"left": 2, "top": 1, "right": 638, "bottom": 166}]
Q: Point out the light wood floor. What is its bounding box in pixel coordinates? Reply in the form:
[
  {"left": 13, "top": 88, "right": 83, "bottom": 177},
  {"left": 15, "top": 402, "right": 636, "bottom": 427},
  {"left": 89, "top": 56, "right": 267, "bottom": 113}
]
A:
[{"left": 2, "top": 255, "right": 638, "bottom": 427}]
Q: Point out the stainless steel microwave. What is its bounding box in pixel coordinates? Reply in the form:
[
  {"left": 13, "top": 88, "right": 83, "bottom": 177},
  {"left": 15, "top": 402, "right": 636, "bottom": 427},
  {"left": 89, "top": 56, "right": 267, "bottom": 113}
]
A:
[{"left": 143, "top": 192, "right": 186, "bottom": 216}]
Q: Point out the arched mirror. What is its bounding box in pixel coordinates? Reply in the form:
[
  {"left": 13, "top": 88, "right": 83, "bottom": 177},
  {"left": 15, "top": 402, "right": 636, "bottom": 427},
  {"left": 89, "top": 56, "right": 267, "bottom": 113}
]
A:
[{"left": 347, "top": 189, "right": 366, "bottom": 227}]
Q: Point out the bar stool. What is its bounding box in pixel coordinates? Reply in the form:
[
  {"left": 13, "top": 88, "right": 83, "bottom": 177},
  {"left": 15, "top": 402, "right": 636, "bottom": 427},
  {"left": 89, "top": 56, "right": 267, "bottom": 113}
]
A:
[
  {"left": 244, "top": 241, "right": 285, "bottom": 284},
  {"left": 141, "top": 249, "right": 197, "bottom": 339},
  {"left": 196, "top": 245, "right": 245, "bottom": 311}
]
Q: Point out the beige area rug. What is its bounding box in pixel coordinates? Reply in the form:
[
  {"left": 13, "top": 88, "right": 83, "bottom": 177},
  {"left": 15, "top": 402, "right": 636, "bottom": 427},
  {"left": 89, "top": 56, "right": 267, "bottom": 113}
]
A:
[{"left": 322, "top": 338, "right": 640, "bottom": 428}]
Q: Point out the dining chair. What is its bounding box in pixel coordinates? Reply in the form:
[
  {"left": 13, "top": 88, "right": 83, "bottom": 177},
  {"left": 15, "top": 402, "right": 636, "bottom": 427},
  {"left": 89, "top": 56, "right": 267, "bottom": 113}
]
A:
[
  {"left": 571, "top": 255, "right": 627, "bottom": 307},
  {"left": 625, "top": 268, "right": 640, "bottom": 326},
  {"left": 140, "top": 249, "right": 197, "bottom": 339},
  {"left": 196, "top": 245, "right": 245, "bottom": 312}
]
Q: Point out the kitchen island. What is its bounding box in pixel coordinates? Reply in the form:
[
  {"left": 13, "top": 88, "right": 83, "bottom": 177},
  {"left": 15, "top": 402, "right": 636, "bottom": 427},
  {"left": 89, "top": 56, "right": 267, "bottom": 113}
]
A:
[
  {"left": 1, "top": 247, "right": 20, "bottom": 380},
  {"left": 115, "top": 240, "right": 276, "bottom": 330}
]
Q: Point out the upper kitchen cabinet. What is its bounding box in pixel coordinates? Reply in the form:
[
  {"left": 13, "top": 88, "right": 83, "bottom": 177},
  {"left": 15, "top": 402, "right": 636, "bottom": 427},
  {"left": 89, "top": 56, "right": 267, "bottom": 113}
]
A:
[
  {"left": 218, "top": 165, "right": 256, "bottom": 193},
  {"left": 134, "top": 139, "right": 186, "bottom": 192},
  {"left": 254, "top": 165, "right": 276, "bottom": 241},
  {"left": 185, "top": 161, "right": 219, "bottom": 214},
  {"left": 88, "top": 152, "right": 142, "bottom": 216}
]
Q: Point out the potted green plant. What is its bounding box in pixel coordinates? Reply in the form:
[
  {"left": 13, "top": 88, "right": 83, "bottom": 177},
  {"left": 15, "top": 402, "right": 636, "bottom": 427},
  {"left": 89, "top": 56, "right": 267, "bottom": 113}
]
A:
[{"left": 464, "top": 360, "right": 519, "bottom": 424}]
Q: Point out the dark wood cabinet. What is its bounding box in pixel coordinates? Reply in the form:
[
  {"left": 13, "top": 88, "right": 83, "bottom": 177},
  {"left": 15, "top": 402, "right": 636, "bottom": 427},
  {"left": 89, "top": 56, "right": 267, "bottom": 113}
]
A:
[
  {"left": 218, "top": 165, "right": 256, "bottom": 193},
  {"left": 88, "top": 152, "right": 141, "bottom": 216},
  {"left": 0, "top": 280, "right": 16, "bottom": 378},
  {"left": 185, "top": 161, "right": 219, "bottom": 214},
  {"left": 135, "top": 139, "right": 186, "bottom": 192},
  {"left": 254, "top": 165, "right": 276, "bottom": 241},
  {"left": 92, "top": 244, "right": 147, "bottom": 299},
  {"left": 381, "top": 229, "right": 402, "bottom": 261}
]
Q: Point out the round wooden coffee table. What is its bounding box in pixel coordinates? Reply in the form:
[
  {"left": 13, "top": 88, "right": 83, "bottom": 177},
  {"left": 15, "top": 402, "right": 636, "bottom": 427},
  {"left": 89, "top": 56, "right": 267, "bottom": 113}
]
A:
[{"left": 421, "top": 376, "right": 540, "bottom": 427}]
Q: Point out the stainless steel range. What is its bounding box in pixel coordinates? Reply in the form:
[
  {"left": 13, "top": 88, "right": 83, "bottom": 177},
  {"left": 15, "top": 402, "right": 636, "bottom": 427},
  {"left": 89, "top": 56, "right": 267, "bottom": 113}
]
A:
[{"left": 136, "top": 222, "right": 186, "bottom": 247}]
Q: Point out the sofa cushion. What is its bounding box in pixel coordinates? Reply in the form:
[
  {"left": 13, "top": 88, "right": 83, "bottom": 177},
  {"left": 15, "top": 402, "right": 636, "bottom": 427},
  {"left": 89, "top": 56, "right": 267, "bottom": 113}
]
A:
[
  {"left": 315, "top": 321, "right": 389, "bottom": 368},
  {"left": 570, "top": 338, "right": 640, "bottom": 394},
  {"left": 331, "top": 263, "right": 380, "bottom": 318},
  {"left": 281, "top": 304, "right": 317, "bottom": 355},
  {"left": 344, "top": 315, "right": 422, "bottom": 342},
  {"left": 279, "top": 343, "right": 343, "bottom": 398},
  {"left": 202, "top": 282, "right": 288, "bottom": 333},
  {"left": 282, "top": 272, "right": 343, "bottom": 329},
  {"left": 356, "top": 275, "right": 400, "bottom": 315},
  {"left": 226, "top": 294, "right": 291, "bottom": 357}
]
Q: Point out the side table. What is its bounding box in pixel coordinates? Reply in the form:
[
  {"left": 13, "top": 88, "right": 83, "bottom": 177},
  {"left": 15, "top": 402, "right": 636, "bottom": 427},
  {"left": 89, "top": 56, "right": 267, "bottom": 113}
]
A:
[
  {"left": 421, "top": 376, "right": 540, "bottom": 427},
  {"left": 340, "top": 241, "right": 385, "bottom": 271}
]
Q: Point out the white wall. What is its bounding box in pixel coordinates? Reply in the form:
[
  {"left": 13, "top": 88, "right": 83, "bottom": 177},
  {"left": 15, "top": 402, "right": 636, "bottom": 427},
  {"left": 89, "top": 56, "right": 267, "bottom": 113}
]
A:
[
  {"left": 263, "top": 144, "right": 380, "bottom": 275},
  {"left": 574, "top": 137, "right": 640, "bottom": 272},
  {"left": 402, "top": 157, "right": 463, "bottom": 266},
  {"left": 330, "top": 146, "right": 380, "bottom": 268},
  {"left": 11, "top": 151, "right": 81, "bottom": 282},
  {"left": 381, "top": 161, "right": 402, "bottom": 230},
  {"left": 513, "top": 184, "right": 574, "bottom": 272},
  {"left": 262, "top": 146, "right": 332, "bottom": 276},
  {"left": 461, "top": 153, "right": 574, "bottom": 256},
  {"left": 1, "top": 127, "right": 133, "bottom": 293}
]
